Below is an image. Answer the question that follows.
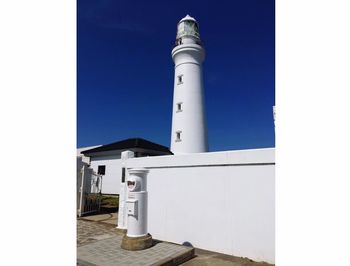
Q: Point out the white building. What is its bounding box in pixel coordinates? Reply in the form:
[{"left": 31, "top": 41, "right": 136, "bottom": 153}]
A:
[{"left": 81, "top": 138, "right": 172, "bottom": 195}]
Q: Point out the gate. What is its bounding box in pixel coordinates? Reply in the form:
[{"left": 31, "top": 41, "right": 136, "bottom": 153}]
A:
[{"left": 77, "top": 164, "right": 103, "bottom": 217}]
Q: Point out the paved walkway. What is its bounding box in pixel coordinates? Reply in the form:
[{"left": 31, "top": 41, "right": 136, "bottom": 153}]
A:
[
  {"left": 77, "top": 219, "right": 193, "bottom": 265},
  {"left": 77, "top": 213, "right": 274, "bottom": 266},
  {"left": 78, "top": 234, "right": 193, "bottom": 266},
  {"left": 77, "top": 219, "right": 121, "bottom": 247}
]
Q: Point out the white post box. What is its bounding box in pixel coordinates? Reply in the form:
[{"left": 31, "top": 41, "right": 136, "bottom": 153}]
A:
[
  {"left": 121, "top": 168, "right": 153, "bottom": 250},
  {"left": 126, "top": 168, "right": 149, "bottom": 237}
]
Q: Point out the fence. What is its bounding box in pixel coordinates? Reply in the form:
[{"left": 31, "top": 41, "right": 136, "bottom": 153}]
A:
[{"left": 77, "top": 164, "right": 103, "bottom": 217}]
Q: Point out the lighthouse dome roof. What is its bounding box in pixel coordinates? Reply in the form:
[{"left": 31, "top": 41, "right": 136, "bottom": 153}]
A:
[{"left": 178, "top": 14, "right": 197, "bottom": 24}]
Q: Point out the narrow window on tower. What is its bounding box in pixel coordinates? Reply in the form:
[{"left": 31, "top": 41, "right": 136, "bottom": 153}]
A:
[
  {"left": 177, "top": 75, "right": 183, "bottom": 85},
  {"left": 175, "top": 131, "right": 182, "bottom": 142},
  {"left": 176, "top": 102, "right": 183, "bottom": 112}
]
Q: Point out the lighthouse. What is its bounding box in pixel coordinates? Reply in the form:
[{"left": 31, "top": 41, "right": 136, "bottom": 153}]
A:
[{"left": 170, "top": 15, "right": 208, "bottom": 154}]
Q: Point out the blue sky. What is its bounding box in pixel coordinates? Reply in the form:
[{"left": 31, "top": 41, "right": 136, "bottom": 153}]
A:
[{"left": 77, "top": 0, "right": 275, "bottom": 151}]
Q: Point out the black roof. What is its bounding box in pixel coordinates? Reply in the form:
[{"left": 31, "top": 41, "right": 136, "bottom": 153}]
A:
[{"left": 81, "top": 138, "right": 172, "bottom": 155}]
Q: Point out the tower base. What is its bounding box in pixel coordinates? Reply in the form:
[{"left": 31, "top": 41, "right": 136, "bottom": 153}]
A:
[{"left": 121, "top": 233, "right": 153, "bottom": 251}]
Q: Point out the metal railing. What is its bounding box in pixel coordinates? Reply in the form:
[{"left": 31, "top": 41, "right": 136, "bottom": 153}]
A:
[{"left": 77, "top": 165, "right": 103, "bottom": 217}]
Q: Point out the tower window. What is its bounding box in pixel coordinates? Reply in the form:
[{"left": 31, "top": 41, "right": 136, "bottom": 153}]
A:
[
  {"left": 175, "top": 131, "right": 182, "bottom": 142},
  {"left": 177, "top": 75, "right": 183, "bottom": 84},
  {"left": 176, "top": 102, "right": 183, "bottom": 112}
]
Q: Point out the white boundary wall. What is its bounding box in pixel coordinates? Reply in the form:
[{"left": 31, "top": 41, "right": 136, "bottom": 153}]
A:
[{"left": 124, "top": 148, "right": 275, "bottom": 263}]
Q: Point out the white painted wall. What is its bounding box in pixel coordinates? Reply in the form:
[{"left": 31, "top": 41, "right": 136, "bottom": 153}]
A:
[
  {"left": 90, "top": 155, "right": 122, "bottom": 195},
  {"left": 124, "top": 148, "right": 275, "bottom": 263}
]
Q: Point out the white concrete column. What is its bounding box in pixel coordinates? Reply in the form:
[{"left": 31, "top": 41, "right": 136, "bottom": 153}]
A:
[{"left": 117, "top": 150, "right": 134, "bottom": 230}]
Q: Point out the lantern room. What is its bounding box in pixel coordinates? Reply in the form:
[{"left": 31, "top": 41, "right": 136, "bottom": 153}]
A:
[{"left": 175, "top": 15, "right": 201, "bottom": 46}]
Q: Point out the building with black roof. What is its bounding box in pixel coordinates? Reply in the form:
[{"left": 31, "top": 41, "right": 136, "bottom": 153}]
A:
[
  {"left": 82, "top": 138, "right": 172, "bottom": 158},
  {"left": 80, "top": 138, "right": 172, "bottom": 195}
]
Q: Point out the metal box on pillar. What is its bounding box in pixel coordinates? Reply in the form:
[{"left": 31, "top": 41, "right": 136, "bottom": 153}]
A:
[{"left": 121, "top": 168, "right": 153, "bottom": 250}]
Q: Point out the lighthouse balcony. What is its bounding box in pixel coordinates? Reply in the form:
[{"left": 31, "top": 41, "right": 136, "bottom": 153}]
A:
[{"left": 173, "top": 38, "right": 202, "bottom": 48}]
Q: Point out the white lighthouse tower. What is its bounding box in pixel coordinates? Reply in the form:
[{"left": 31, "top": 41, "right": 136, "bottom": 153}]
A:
[{"left": 170, "top": 15, "right": 208, "bottom": 154}]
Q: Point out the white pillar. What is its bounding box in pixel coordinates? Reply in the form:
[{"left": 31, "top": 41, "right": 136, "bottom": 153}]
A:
[
  {"left": 170, "top": 15, "right": 208, "bottom": 154},
  {"left": 125, "top": 168, "right": 149, "bottom": 237},
  {"left": 117, "top": 150, "right": 134, "bottom": 230}
]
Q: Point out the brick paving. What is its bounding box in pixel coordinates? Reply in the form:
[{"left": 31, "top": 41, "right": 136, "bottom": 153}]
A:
[
  {"left": 77, "top": 219, "right": 193, "bottom": 266},
  {"left": 78, "top": 236, "right": 193, "bottom": 266},
  {"left": 77, "top": 219, "right": 120, "bottom": 247}
]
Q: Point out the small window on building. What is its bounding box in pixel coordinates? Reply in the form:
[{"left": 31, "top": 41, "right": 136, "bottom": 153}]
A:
[
  {"left": 98, "top": 165, "right": 106, "bottom": 175},
  {"left": 176, "top": 102, "right": 183, "bottom": 112},
  {"left": 177, "top": 75, "right": 183, "bottom": 84},
  {"left": 175, "top": 131, "right": 182, "bottom": 142}
]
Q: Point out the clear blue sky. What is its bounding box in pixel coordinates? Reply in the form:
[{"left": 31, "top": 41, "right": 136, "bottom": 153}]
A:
[{"left": 77, "top": 0, "right": 275, "bottom": 151}]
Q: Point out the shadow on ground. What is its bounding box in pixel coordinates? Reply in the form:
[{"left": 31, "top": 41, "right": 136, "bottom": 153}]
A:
[{"left": 182, "top": 248, "right": 274, "bottom": 266}]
